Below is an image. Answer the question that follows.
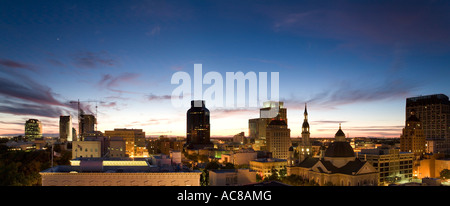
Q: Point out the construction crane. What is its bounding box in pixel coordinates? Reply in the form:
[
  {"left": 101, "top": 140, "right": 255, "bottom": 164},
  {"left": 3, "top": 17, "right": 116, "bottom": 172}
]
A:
[{"left": 69, "top": 99, "right": 100, "bottom": 140}]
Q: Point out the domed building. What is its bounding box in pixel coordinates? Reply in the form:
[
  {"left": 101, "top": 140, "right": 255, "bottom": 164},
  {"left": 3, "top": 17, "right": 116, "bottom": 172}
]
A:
[{"left": 287, "top": 124, "right": 379, "bottom": 186}]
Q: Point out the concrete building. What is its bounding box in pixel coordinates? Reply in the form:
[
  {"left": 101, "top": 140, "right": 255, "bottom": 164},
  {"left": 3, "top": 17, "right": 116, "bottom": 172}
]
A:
[
  {"left": 59, "top": 116, "right": 72, "bottom": 142},
  {"left": 220, "top": 149, "right": 257, "bottom": 166},
  {"left": 40, "top": 158, "right": 201, "bottom": 186},
  {"left": 233, "top": 132, "right": 247, "bottom": 144},
  {"left": 108, "top": 136, "right": 126, "bottom": 158},
  {"left": 250, "top": 158, "right": 287, "bottom": 178},
  {"left": 249, "top": 101, "right": 286, "bottom": 144},
  {"left": 209, "top": 169, "right": 257, "bottom": 186},
  {"left": 72, "top": 140, "right": 102, "bottom": 159},
  {"left": 359, "top": 147, "right": 414, "bottom": 185},
  {"left": 415, "top": 154, "right": 450, "bottom": 179},
  {"left": 406, "top": 94, "right": 450, "bottom": 155},
  {"left": 400, "top": 110, "right": 426, "bottom": 157},
  {"left": 265, "top": 114, "right": 291, "bottom": 160},
  {"left": 105, "top": 128, "right": 147, "bottom": 157}
]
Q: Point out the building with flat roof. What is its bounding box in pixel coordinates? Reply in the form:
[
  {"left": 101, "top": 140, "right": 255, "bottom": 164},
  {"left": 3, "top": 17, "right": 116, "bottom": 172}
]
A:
[
  {"left": 359, "top": 147, "right": 414, "bottom": 185},
  {"left": 59, "top": 116, "right": 72, "bottom": 142},
  {"left": 250, "top": 158, "right": 287, "bottom": 178},
  {"left": 406, "top": 94, "right": 450, "bottom": 155},
  {"left": 104, "top": 128, "right": 147, "bottom": 157},
  {"left": 41, "top": 158, "right": 201, "bottom": 186},
  {"left": 209, "top": 169, "right": 257, "bottom": 186}
]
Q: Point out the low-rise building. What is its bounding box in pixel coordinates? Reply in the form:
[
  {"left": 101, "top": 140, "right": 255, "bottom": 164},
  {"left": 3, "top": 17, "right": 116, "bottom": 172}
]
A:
[
  {"left": 358, "top": 147, "right": 414, "bottom": 185},
  {"left": 220, "top": 149, "right": 257, "bottom": 166},
  {"left": 250, "top": 158, "right": 287, "bottom": 178},
  {"left": 209, "top": 169, "right": 257, "bottom": 186},
  {"left": 41, "top": 158, "right": 201, "bottom": 186}
]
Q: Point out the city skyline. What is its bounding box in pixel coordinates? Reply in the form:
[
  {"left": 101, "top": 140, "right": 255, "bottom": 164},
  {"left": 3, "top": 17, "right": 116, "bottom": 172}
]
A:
[{"left": 1, "top": 0, "right": 450, "bottom": 138}]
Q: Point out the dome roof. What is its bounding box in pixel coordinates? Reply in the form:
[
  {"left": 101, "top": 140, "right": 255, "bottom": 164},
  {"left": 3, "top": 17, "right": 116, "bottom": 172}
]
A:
[
  {"left": 324, "top": 141, "right": 355, "bottom": 157},
  {"left": 335, "top": 123, "right": 345, "bottom": 138},
  {"left": 302, "top": 121, "right": 309, "bottom": 128},
  {"left": 335, "top": 128, "right": 345, "bottom": 137}
]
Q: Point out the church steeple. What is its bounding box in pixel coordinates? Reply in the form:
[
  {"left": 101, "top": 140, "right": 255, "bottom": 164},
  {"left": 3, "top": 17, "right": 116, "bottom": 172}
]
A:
[
  {"left": 299, "top": 103, "right": 312, "bottom": 163},
  {"left": 302, "top": 103, "right": 310, "bottom": 134},
  {"left": 304, "top": 103, "right": 308, "bottom": 120}
]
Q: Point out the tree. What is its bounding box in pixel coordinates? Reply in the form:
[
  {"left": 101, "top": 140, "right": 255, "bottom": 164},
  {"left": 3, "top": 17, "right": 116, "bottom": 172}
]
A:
[
  {"left": 440, "top": 169, "right": 450, "bottom": 180},
  {"left": 223, "top": 162, "right": 235, "bottom": 169}
]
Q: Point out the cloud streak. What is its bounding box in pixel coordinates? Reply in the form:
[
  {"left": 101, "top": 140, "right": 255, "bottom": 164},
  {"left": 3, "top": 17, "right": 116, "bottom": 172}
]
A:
[
  {"left": 0, "top": 71, "right": 67, "bottom": 107},
  {"left": 285, "top": 78, "right": 418, "bottom": 110},
  {"left": 72, "top": 51, "right": 118, "bottom": 69},
  {"left": 269, "top": 2, "right": 450, "bottom": 47},
  {"left": 0, "top": 59, "right": 36, "bottom": 71},
  {"left": 98, "top": 72, "right": 142, "bottom": 94}
]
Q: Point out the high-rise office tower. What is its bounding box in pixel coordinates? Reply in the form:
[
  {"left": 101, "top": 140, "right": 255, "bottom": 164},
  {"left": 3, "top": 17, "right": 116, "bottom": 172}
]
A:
[
  {"left": 25, "top": 119, "right": 42, "bottom": 141},
  {"left": 79, "top": 114, "right": 96, "bottom": 141},
  {"left": 249, "top": 101, "right": 286, "bottom": 141},
  {"left": 186, "top": 100, "right": 212, "bottom": 149},
  {"left": 265, "top": 114, "right": 291, "bottom": 159},
  {"left": 299, "top": 103, "right": 312, "bottom": 162},
  {"left": 406, "top": 94, "right": 450, "bottom": 154},
  {"left": 59, "top": 115, "right": 72, "bottom": 142},
  {"left": 400, "top": 110, "right": 425, "bottom": 157}
]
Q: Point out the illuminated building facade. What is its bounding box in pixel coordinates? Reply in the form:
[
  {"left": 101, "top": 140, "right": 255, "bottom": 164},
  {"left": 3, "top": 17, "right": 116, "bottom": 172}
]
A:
[
  {"left": 406, "top": 94, "right": 450, "bottom": 154},
  {"left": 359, "top": 147, "right": 414, "bottom": 185},
  {"left": 288, "top": 125, "right": 379, "bottom": 186},
  {"left": 400, "top": 110, "right": 426, "bottom": 157},
  {"left": 250, "top": 158, "right": 287, "bottom": 178},
  {"left": 25, "top": 119, "right": 42, "bottom": 141},
  {"left": 59, "top": 115, "right": 72, "bottom": 142},
  {"left": 40, "top": 158, "right": 201, "bottom": 186},
  {"left": 249, "top": 101, "right": 286, "bottom": 141},
  {"left": 265, "top": 115, "right": 291, "bottom": 159},
  {"left": 72, "top": 140, "right": 102, "bottom": 159},
  {"left": 105, "top": 128, "right": 147, "bottom": 157},
  {"left": 186, "top": 100, "right": 212, "bottom": 149}
]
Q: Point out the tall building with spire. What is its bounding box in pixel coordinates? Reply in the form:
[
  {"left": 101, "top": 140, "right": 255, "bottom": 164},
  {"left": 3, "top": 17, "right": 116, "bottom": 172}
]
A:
[
  {"left": 299, "top": 103, "right": 312, "bottom": 162},
  {"left": 287, "top": 124, "right": 378, "bottom": 186}
]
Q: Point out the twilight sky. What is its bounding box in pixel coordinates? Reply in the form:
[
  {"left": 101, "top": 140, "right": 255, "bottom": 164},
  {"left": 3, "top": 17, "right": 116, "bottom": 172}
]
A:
[{"left": 0, "top": 0, "right": 449, "bottom": 138}]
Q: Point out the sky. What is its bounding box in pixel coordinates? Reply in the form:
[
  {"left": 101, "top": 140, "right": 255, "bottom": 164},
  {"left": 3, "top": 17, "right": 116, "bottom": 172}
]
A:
[{"left": 0, "top": 0, "right": 449, "bottom": 138}]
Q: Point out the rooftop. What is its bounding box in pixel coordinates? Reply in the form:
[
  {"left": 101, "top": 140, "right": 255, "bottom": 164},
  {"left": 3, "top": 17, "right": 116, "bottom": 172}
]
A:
[{"left": 251, "top": 158, "right": 287, "bottom": 163}]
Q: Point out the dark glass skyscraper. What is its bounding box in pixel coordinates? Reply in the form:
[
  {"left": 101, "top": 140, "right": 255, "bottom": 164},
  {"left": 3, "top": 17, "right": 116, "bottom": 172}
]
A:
[
  {"left": 25, "top": 119, "right": 42, "bottom": 141},
  {"left": 186, "top": 100, "right": 212, "bottom": 149}
]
